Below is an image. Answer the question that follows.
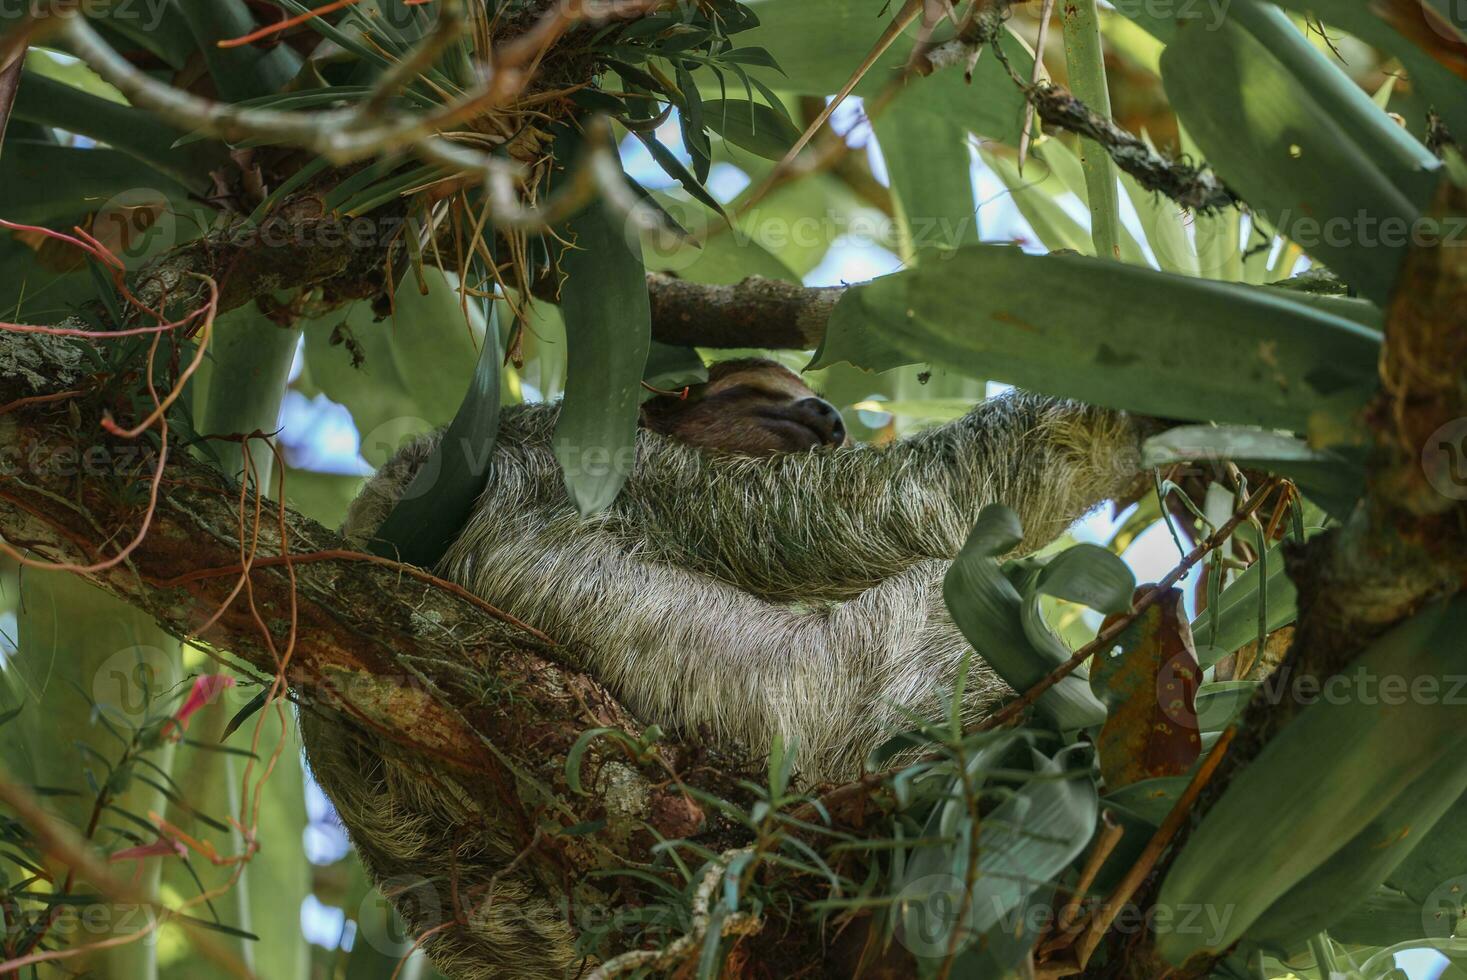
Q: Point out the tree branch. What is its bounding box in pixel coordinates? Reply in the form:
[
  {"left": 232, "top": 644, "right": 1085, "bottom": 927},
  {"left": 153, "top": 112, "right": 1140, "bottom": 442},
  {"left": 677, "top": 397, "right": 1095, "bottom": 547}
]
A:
[
  {"left": 644, "top": 272, "right": 844, "bottom": 350},
  {"left": 0, "top": 331, "right": 702, "bottom": 861}
]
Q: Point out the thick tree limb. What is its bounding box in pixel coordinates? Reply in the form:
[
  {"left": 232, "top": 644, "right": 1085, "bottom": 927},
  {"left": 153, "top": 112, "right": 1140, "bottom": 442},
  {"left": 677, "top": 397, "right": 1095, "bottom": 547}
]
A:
[
  {"left": 644, "top": 272, "right": 844, "bottom": 350},
  {"left": 123, "top": 206, "right": 847, "bottom": 350},
  {"left": 0, "top": 332, "right": 703, "bottom": 864}
]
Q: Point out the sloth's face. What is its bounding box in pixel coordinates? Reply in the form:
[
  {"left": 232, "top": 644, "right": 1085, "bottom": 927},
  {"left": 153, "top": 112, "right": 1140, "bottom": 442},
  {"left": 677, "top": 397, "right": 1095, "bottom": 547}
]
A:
[{"left": 641, "top": 358, "right": 848, "bottom": 455}]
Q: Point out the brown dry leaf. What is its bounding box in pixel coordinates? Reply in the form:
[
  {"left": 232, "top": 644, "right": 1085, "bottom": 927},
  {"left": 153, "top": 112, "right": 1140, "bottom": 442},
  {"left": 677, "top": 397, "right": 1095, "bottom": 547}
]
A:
[{"left": 1089, "top": 585, "right": 1202, "bottom": 790}]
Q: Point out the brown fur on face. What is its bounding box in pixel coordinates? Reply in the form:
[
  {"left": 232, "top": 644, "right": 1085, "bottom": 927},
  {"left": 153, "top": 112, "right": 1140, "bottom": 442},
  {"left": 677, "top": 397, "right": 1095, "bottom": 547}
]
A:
[{"left": 640, "top": 358, "right": 847, "bottom": 454}]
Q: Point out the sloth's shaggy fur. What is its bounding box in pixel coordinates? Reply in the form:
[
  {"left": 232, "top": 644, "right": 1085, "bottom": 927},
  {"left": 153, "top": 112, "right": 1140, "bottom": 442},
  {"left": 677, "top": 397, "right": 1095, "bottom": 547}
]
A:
[{"left": 302, "top": 391, "right": 1146, "bottom": 978}]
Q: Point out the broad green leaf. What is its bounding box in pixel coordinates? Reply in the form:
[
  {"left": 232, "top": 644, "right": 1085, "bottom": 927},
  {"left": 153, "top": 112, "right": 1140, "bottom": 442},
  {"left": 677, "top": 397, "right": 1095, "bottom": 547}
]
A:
[
  {"left": 1033, "top": 544, "right": 1135, "bottom": 616},
  {"left": 1267, "top": 0, "right": 1467, "bottom": 144},
  {"left": 741, "top": 0, "right": 1033, "bottom": 145},
  {"left": 0, "top": 142, "right": 193, "bottom": 226},
  {"left": 13, "top": 72, "right": 224, "bottom": 190},
  {"left": 1060, "top": 0, "right": 1122, "bottom": 261},
  {"left": 1194, "top": 680, "right": 1257, "bottom": 733},
  {"left": 1157, "top": 598, "right": 1467, "bottom": 963},
  {"left": 552, "top": 196, "right": 653, "bottom": 514},
  {"left": 1388, "top": 785, "right": 1467, "bottom": 917},
  {"left": 702, "top": 98, "right": 802, "bottom": 161},
  {"left": 942, "top": 506, "right": 1106, "bottom": 731},
  {"left": 900, "top": 743, "right": 1098, "bottom": 955},
  {"left": 1103, "top": 775, "right": 1189, "bottom": 826},
  {"left": 174, "top": 0, "right": 302, "bottom": 100},
  {"left": 371, "top": 269, "right": 502, "bottom": 566},
  {"left": 1144, "top": 423, "right": 1367, "bottom": 518},
  {"left": 1251, "top": 746, "right": 1467, "bottom": 948},
  {"left": 873, "top": 109, "right": 978, "bottom": 262},
  {"left": 1143, "top": 425, "right": 1354, "bottom": 467},
  {"left": 1328, "top": 890, "right": 1459, "bottom": 948},
  {"left": 1160, "top": 14, "right": 1439, "bottom": 304},
  {"left": 812, "top": 245, "right": 1381, "bottom": 432}
]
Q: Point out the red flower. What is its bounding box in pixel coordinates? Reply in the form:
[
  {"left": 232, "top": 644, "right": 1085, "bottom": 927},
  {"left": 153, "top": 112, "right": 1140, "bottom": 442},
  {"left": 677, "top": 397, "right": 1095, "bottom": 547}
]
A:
[{"left": 163, "top": 674, "right": 236, "bottom": 737}]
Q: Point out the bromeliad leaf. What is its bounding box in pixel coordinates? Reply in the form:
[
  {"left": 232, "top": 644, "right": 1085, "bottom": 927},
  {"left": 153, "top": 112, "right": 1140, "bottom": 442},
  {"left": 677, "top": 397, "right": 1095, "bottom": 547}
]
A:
[
  {"left": 943, "top": 506, "right": 1106, "bottom": 731},
  {"left": 1090, "top": 587, "right": 1202, "bottom": 791},
  {"left": 812, "top": 245, "right": 1381, "bottom": 433},
  {"left": 553, "top": 196, "right": 653, "bottom": 514},
  {"left": 1160, "top": 12, "right": 1440, "bottom": 305},
  {"left": 370, "top": 271, "right": 502, "bottom": 567}
]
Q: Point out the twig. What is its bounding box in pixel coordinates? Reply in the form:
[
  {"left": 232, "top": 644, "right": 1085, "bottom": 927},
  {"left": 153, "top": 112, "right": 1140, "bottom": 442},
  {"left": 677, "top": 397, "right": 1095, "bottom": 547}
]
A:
[
  {"left": 973, "top": 479, "right": 1281, "bottom": 734},
  {"left": 1025, "top": 82, "right": 1237, "bottom": 213},
  {"left": 1070, "top": 727, "right": 1235, "bottom": 970},
  {"left": 1053, "top": 809, "right": 1123, "bottom": 934},
  {"left": 585, "top": 847, "right": 762, "bottom": 980},
  {"left": 1018, "top": 0, "right": 1057, "bottom": 173}
]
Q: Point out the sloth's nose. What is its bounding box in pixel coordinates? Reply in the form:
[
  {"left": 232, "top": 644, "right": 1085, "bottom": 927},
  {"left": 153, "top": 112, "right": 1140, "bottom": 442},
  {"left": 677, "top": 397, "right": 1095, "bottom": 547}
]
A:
[{"left": 793, "top": 397, "right": 847, "bottom": 446}]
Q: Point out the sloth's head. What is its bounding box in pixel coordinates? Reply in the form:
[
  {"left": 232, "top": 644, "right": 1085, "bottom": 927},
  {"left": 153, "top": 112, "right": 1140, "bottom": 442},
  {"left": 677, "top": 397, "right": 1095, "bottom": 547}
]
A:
[{"left": 640, "top": 358, "right": 847, "bottom": 454}]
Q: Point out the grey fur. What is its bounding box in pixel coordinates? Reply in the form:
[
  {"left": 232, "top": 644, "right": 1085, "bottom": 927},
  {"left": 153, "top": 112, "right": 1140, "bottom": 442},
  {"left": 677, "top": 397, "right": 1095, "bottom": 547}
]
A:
[
  {"left": 306, "top": 391, "right": 1147, "bottom": 978},
  {"left": 341, "top": 392, "right": 1144, "bottom": 780}
]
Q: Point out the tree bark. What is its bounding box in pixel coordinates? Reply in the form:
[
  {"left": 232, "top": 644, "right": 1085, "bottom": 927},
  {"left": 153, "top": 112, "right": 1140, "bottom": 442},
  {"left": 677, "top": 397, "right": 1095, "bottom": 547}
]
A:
[{"left": 0, "top": 331, "right": 710, "bottom": 866}]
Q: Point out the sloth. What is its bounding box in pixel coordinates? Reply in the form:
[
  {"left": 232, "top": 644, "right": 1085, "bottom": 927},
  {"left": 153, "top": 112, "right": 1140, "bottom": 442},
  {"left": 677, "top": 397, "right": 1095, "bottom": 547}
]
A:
[
  {"left": 303, "top": 357, "right": 1151, "bottom": 978},
  {"left": 335, "top": 358, "right": 1148, "bottom": 781}
]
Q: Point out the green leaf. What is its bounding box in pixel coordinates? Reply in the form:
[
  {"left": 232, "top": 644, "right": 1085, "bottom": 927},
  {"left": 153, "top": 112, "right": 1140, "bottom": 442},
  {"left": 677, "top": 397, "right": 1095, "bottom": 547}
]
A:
[
  {"left": 1033, "top": 545, "right": 1135, "bottom": 616},
  {"left": 565, "top": 727, "right": 626, "bottom": 795},
  {"left": 1060, "top": 0, "right": 1122, "bottom": 262},
  {"left": 1250, "top": 746, "right": 1467, "bottom": 948},
  {"left": 371, "top": 282, "right": 503, "bottom": 566},
  {"left": 1160, "top": 13, "right": 1439, "bottom": 304},
  {"left": 900, "top": 743, "right": 1098, "bottom": 953},
  {"left": 740, "top": 0, "right": 1033, "bottom": 146},
  {"left": 812, "top": 245, "right": 1381, "bottom": 432},
  {"left": 701, "top": 97, "right": 801, "bottom": 161},
  {"left": 1267, "top": 0, "right": 1467, "bottom": 144},
  {"left": 1188, "top": 540, "right": 1299, "bottom": 665},
  {"left": 1144, "top": 425, "right": 1351, "bottom": 467},
  {"left": 1388, "top": 785, "right": 1467, "bottom": 913},
  {"left": 553, "top": 195, "right": 653, "bottom": 514},
  {"left": 0, "top": 142, "right": 194, "bottom": 227},
  {"left": 13, "top": 72, "right": 225, "bottom": 190},
  {"left": 631, "top": 130, "right": 726, "bottom": 217},
  {"left": 872, "top": 109, "right": 978, "bottom": 261},
  {"left": 174, "top": 0, "right": 302, "bottom": 100},
  {"left": 1156, "top": 597, "right": 1467, "bottom": 963},
  {"left": 942, "top": 506, "right": 1105, "bottom": 731}
]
